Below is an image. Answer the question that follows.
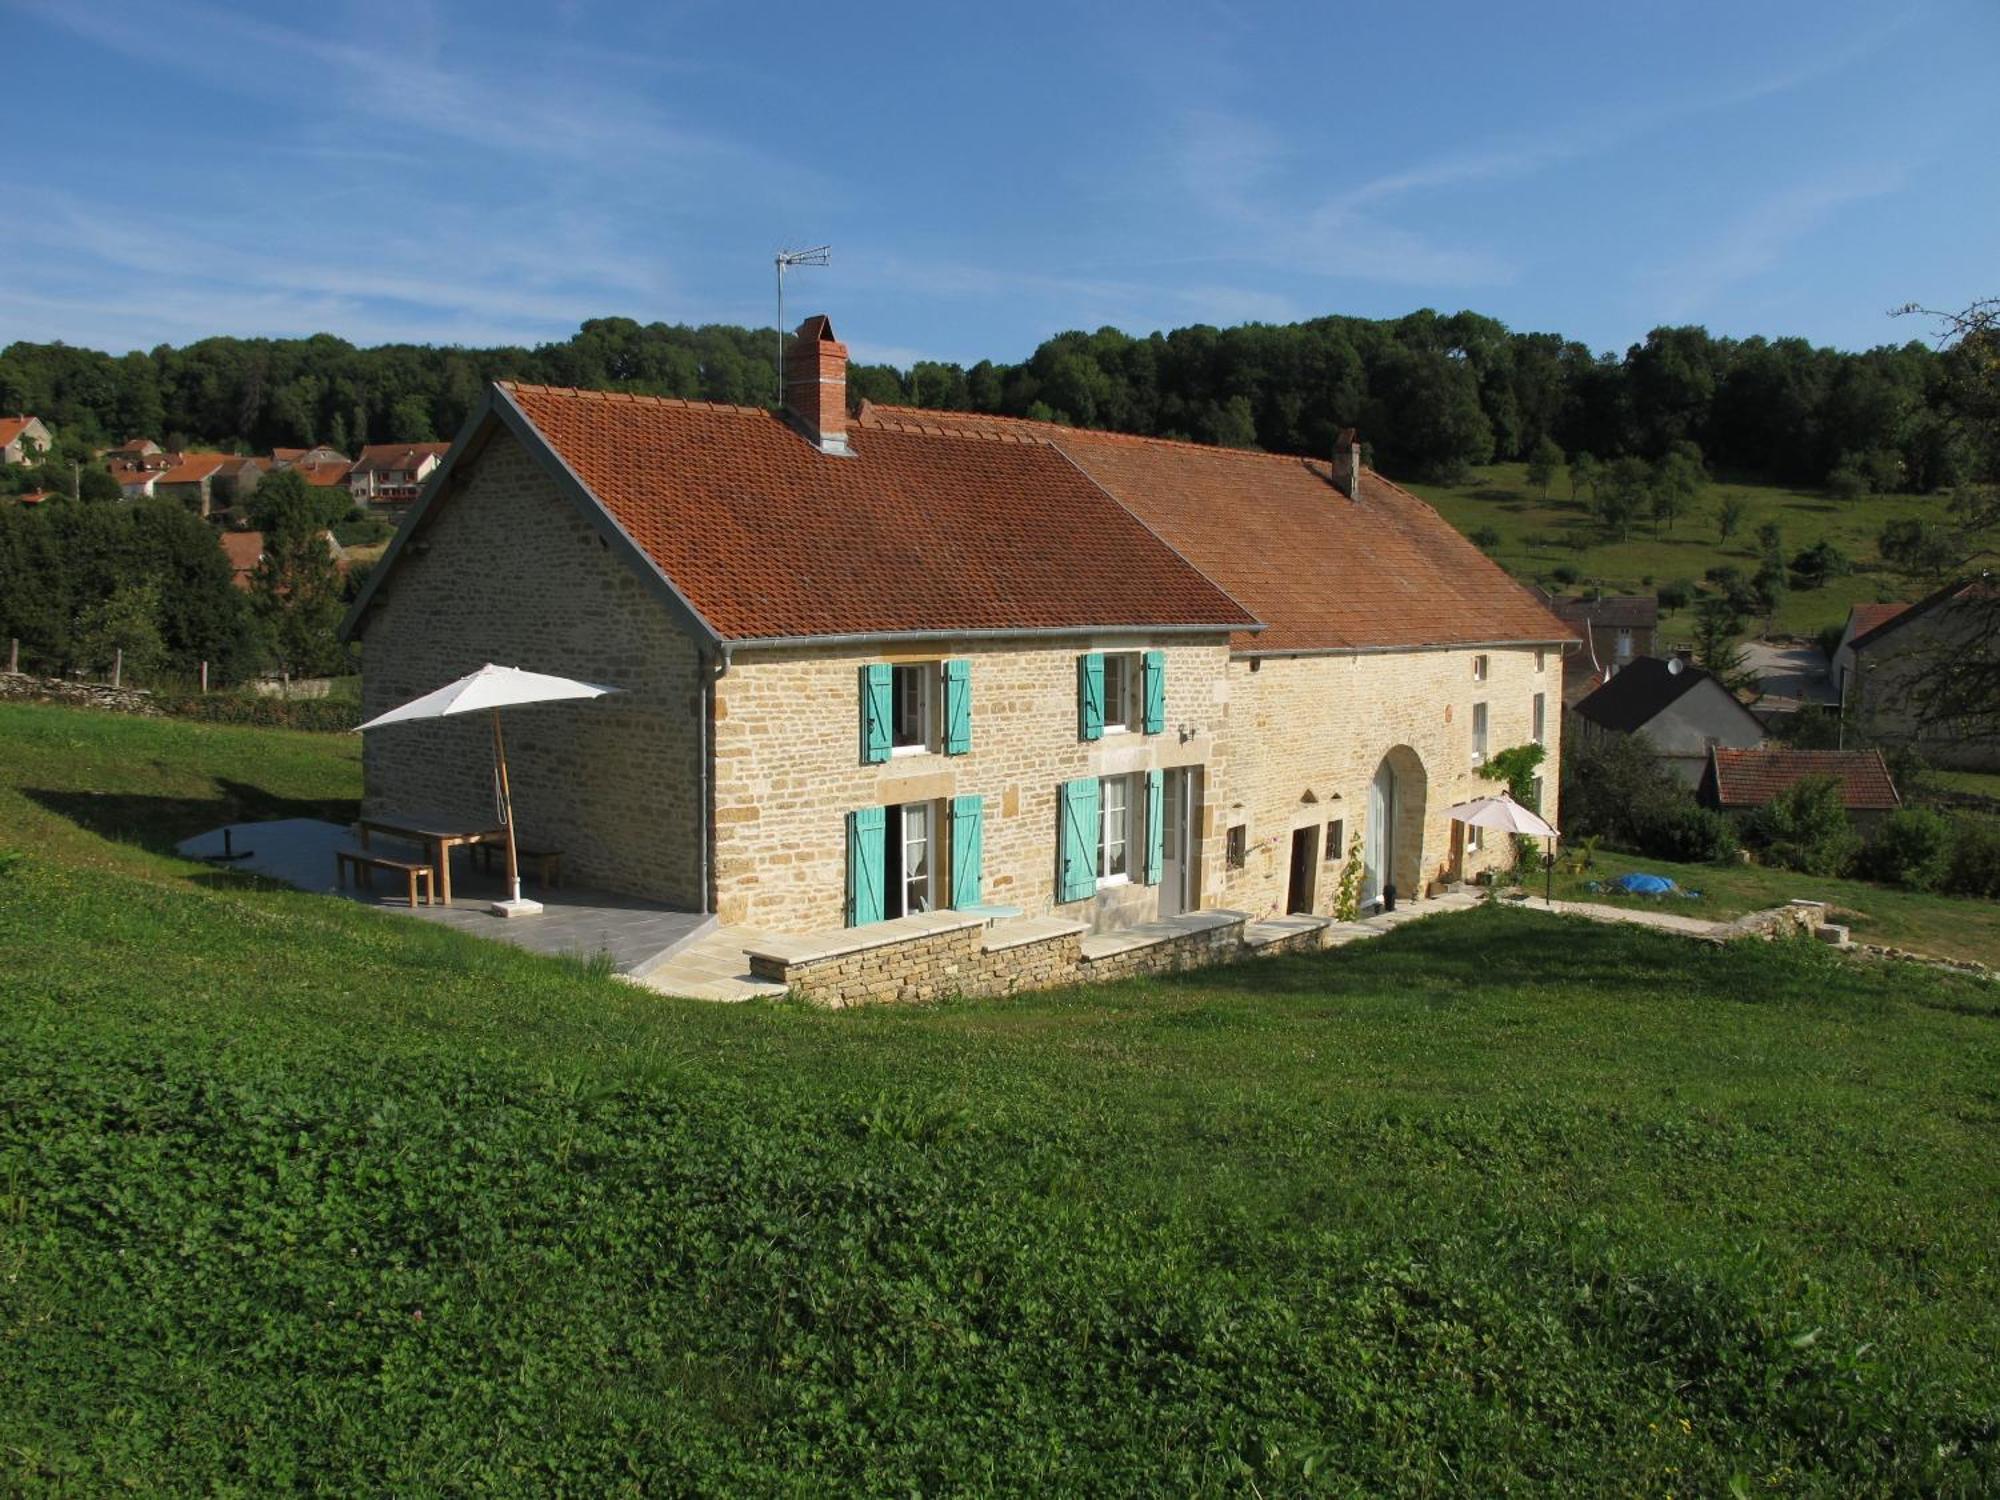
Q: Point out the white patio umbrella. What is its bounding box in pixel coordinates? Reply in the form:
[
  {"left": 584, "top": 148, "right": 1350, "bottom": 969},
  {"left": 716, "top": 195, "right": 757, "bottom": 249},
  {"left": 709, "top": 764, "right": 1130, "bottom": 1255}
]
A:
[
  {"left": 1448, "top": 790, "right": 1562, "bottom": 903},
  {"left": 354, "top": 663, "right": 620, "bottom": 916}
]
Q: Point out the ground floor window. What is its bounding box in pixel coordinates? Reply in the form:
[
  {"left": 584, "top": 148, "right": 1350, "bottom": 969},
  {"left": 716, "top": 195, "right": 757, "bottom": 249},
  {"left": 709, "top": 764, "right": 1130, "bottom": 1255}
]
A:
[
  {"left": 1099, "top": 775, "right": 1131, "bottom": 884},
  {"left": 885, "top": 800, "right": 934, "bottom": 917}
]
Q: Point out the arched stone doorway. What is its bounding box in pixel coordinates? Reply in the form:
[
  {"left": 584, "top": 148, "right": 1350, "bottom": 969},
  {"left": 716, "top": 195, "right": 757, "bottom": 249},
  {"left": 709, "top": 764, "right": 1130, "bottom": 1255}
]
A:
[{"left": 1363, "top": 746, "right": 1428, "bottom": 907}]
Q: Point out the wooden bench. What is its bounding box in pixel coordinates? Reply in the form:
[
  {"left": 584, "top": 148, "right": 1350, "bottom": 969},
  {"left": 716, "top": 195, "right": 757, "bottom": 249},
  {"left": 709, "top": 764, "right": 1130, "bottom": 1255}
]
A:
[
  {"left": 335, "top": 846, "right": 434, "bottom": 907},
  {"left": 475, "top": 843, "right": 562, "bottom": 888}
]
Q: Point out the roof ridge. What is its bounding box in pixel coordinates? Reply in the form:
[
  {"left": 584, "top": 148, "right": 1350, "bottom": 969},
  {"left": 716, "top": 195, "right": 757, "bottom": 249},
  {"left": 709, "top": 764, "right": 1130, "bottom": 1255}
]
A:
[
  {"left": 862, "top": 401, "right": 1356, "bottom": 469},
  {"left": 499, "top": 380, "right": 774, "bottom": 420}
]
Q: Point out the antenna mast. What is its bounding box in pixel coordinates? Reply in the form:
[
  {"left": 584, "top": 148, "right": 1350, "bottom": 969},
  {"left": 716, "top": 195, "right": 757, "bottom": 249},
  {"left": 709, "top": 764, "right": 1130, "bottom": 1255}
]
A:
[{"left": 773, "top": 245, "right": 830, "bottom": 403}]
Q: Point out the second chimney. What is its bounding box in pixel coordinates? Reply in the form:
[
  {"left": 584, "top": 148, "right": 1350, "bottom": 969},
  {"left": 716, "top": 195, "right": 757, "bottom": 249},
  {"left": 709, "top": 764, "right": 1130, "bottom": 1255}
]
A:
[
  {"left": 1333, "top": 427, "right": 1362, "bottom": 499},
  {"left": 783, "top": 314, "right": 851, "bottom": 456}
]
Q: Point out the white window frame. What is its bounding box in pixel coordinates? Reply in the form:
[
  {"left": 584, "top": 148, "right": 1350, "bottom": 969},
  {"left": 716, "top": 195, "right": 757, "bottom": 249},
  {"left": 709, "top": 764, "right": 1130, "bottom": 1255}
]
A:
[
  {"left": 1466, "top": 822, "right": 1483, "bottom": 854},
  {"left": 1472, "top": 654, "right": 1489, "bottom": 683},
  {"left": 1471, "top": 701, "right": 1488, "bottom": 766},
  {"left": 1614, "top": 628, "right": 1634, "bottom": 661},
  {"left": 889, "top": 662, "right": 934, "bottom": 756},
  {"left": 885, "top": 801, "right": 935, "bottom": 918},
  {"left": 1098, "top": 774, "right": 1134, "bottom": 887},
  {"left": 1100, "top": 652, "right": 1141, "bottom": 734}
]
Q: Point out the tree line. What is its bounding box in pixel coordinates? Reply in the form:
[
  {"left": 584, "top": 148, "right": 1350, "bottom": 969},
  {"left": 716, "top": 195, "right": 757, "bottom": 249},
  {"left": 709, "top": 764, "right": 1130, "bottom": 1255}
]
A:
[{"left": 3, "top": 306, "right": 1991, "bottom": 490}]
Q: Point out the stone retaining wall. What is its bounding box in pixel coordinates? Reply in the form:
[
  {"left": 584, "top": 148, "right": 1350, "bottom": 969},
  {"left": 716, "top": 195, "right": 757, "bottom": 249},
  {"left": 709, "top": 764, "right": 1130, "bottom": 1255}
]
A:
[
  {"left": 0, "top": 674, "right": 157, "bottom": 715},
  {"left": 1075, "top": 919, "right": 1247, "bottom": 984}
]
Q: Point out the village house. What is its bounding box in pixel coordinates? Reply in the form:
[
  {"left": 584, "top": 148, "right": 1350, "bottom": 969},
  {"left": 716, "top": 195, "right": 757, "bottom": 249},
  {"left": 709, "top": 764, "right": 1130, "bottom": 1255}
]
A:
[
  {"left": 0, "top": 415, "right": 53, "bottom": 466},
  {"left": 1700, "top": 747, "right": 1902, "bottom": 830},
  {"left": 1537, "top": 591, "right": 1659, "bottom": 706},
  {"left": 348, "top": 442, "right": 451, "bottom": 514},
  {"left": 1838, "top": 576, "right": 1997, "bottom": 770},
  {"left": 344, "top": 315, "right": 1573, "bottom": 975},
  {"left": 1570, "top": 653, "right": 1767, "bottom": 784}
]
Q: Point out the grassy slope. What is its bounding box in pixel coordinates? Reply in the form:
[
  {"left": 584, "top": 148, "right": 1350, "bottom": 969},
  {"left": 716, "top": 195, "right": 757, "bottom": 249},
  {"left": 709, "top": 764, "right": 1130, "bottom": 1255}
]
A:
[
  {"left": 1401, "top": 462, "right": 1939, "bottom": 642},
  {"left": 1544, "top": 844, "right": 2000, "bottom": 968},
  {"left": 3, "top": 702, "right": 1998, "bottom": 1493}
]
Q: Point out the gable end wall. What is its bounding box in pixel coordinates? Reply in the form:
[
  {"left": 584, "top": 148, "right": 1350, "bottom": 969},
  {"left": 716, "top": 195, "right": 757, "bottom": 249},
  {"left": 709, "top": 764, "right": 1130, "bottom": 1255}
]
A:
[{"left": 356, "top": 430, "right": 708, "bottom": 906}]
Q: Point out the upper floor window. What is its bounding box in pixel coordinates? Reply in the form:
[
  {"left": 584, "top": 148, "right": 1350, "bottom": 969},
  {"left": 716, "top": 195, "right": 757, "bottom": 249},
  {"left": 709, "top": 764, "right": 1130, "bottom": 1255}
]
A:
[
  {"left": 1533, "top": 692, "right": 1546, "bottom": 745},
  {"left": 1101, "top": 653, "right": 1140, "bottom": 733},
  {"left": 1471, "top": 702, "right": 1489, "bottom": 766},
  {"left": 1472, "top": 654, "right": 1489, "bottom": 683},
  {"left": 891, "top": 663, "right": 932, "bottom": 754},
  {"left": 1535, "top": 649, "right": 1546, "bottom": 673},
  {"left": 1615, "top": 628, "right": 1634, "bottom": 660}
]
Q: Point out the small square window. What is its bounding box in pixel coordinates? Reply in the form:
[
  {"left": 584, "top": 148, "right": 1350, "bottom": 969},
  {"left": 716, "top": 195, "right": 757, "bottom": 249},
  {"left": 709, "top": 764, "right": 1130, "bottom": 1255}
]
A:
[
  {"left": 1226, "top": 824, "right": 1247, "bottom": 869},
  {"left": 1472, "top": 654, "right": 1489, "bottom": 683},
  {"left": 1323, "top": 819, "right": 1344, "bottom": 861}
]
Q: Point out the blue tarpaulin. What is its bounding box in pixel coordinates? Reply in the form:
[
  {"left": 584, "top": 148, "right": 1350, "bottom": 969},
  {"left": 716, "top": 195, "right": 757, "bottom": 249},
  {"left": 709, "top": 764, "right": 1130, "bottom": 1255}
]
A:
[{"left": 1613, "top": 873, "right": 1679, "bottom": 895}]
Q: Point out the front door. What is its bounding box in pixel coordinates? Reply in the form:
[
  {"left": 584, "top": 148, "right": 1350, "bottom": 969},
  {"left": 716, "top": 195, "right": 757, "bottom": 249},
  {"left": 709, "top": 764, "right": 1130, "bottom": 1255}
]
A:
[
  {"left": 1364, "top": 760, "right": 1396, "bottom": 907},
  {"left": 1158, "top": 768, "right": 1198, "bottom": 917},
  {"left": 1287, "top": 825, "right": 1319, "bottom": 914}
]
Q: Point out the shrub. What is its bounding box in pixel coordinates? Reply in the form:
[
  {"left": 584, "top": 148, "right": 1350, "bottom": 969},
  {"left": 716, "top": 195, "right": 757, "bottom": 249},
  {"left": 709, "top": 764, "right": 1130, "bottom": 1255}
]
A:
[
  {"left": 1826, "top": 456, "right": 1866, "bottom": 500},
  {"left": 1656, "top": 579, "right": 1695, "bottom": 613},
  {"left": 1944, "top": 820, "right": 2000, "bottom": 899},
  {"left": 1856, "top": 809, "right": 1953, "bottom": 891},
  {"left": 1550, "top": 564, "right": 1580, "bottom": 586},
  {"left": 151, "top": 690, "right": 361, "bottom": 733},
  {"left": 1560, "top": 733, "right": 1691, "bottom": 851},
  {"left": 1790, "top": 540, "right": 1852, "bottom": 590},
  {"left": 1470, "top": 525, "right": 1502, "bottom": 550},
  {"left": 1633, "top": 802, "right": 1740, "bottom": 864},
  {"left": 1744, "top": 776, "right": 1859, "bottom": 876}
]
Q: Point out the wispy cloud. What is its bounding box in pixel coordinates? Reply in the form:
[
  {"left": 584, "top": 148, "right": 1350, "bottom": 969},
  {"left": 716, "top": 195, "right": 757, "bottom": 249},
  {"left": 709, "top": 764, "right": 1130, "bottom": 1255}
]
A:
[{"left": 1639, "top": 167, "right": 1907, "bottom": 319}]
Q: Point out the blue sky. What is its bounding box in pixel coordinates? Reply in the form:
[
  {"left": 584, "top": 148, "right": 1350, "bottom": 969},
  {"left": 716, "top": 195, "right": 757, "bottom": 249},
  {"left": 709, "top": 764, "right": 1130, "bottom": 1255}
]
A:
[{"left": 5, "top": 0, "right": 1996, "bottom": 366}]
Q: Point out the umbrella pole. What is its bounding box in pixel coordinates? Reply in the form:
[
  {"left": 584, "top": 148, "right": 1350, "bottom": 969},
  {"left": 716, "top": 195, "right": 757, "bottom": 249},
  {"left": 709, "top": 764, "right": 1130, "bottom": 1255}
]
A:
[{"left": 492, "top": 709, "right": 523, "bottom": 906}]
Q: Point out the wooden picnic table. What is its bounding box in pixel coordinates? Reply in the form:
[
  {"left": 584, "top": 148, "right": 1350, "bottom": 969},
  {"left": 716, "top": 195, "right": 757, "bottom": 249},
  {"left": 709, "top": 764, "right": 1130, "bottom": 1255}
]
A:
[{"left": 357, "top": 812, "right": 509, "bottom": 907}]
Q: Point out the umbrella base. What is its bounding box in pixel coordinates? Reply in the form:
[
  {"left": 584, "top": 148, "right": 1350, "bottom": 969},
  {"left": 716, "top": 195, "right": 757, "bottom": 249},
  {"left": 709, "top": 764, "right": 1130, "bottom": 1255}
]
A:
[{"left": 490, "top": 896, "right": 544, "bottom": 919}]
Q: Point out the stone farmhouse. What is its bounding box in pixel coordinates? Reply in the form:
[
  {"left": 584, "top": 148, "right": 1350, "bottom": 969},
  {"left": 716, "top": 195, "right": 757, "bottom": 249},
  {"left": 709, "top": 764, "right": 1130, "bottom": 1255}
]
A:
[
  {"left": 1838, "top": 576, "right": 1997, "bottom": 770},
  {"left": 345, "top": 315, "right": 1575, "bottom": 956},
  {"left": 1, "top": 415, "right": 53, "bottom": 466}
]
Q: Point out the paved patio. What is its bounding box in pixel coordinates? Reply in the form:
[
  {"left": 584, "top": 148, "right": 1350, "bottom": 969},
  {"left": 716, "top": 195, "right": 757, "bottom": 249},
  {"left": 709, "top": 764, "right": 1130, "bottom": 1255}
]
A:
[{"left": 176, "top": 818, "right": 713, "bottom": 976}]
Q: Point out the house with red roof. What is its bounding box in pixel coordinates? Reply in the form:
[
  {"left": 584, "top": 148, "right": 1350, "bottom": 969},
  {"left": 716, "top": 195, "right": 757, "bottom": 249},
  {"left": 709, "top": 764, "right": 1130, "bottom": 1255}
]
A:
[
  {"left": 1838, "top": 577, "right": 1997, "bottom": 770},
  {"left": 346, "top": 315, "right": 1574, "bottom": 942},
  {"left": 1700, "top": 747, "right": 1902, "bottom": 829},
  {"left": 1, "top": 415, "right": 53, "bottom": 467},
  {"left": 349, "top": 442, "right": 451, "bottom": 514}
]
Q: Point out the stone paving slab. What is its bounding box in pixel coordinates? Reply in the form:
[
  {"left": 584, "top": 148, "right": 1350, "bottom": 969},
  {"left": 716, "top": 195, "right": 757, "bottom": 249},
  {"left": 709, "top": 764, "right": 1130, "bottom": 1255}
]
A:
[
  {"left": 982, "top": 915, "right": 1089, "bottom": 954},
  {"left": 1243, "top": 913, "right": 1332, "bottom": 949},
  {"left": 636, "top": 927, "right": 787, "bottom": 1003},
  {"left": 1078, "top": 909, "right": 1246, "bottom": 962},
  {"left": 176, "top": 818, "right": 712, "bottom": 976}
]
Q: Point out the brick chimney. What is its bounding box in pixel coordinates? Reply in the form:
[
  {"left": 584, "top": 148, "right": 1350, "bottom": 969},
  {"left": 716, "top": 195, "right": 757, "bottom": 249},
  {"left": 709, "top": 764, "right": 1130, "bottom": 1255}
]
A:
[
  {"left": 1333, "top": 427, "right": 1362, "bottom": 499},
  {"left": 783, "top": 314, "right": 851, "bottom": 455}
]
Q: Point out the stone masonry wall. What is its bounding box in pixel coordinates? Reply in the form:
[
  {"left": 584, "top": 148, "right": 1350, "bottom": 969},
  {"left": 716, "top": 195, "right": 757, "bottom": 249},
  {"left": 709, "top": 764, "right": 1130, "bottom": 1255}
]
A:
[
  {"left": 712, "top": 638, "right": 1234, "bottom": 932},
  {"left": 1220, "top": 645, "right": 1563, "bottom": 920},
  {"left": 356, "top": 432, "right": 708, "bottom": 907}
]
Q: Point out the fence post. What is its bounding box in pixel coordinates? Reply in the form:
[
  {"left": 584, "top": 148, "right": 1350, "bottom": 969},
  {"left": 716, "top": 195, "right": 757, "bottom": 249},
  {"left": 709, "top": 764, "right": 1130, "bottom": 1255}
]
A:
[
  {"left": 7, "top": 638, "right": 16, "bottom": 675},
  {"left": 112, "top": 648, "right": 123, "bottom": 689},
  {"left": 200, "top": 660, "right": 209, "bottom": 694}
]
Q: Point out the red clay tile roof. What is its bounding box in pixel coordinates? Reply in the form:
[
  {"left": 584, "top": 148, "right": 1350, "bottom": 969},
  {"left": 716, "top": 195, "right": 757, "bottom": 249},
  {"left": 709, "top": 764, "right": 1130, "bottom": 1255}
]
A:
[
  {"left": 1849, "top": 578, "right": 1992, "bottom": 652},
  {"left": 352, "top": 442, "right": 450, "bottom": 474},
  {"left": 856, "top": 404, "right": 1575, "bottom": 654},
  {"left": 155, "top": 452, "right": 234, "bottom": 484},
  {"left": 296, "top": 461, "right": 354, "bottom": 486},
  {"left": 220, "top": 530, "right": 264, "bottom": 587},
  {"left": 500, "top": 383, "right": 1258, "bottom": 643},
  {"left": 0, "top": 416, "right": 40, "bottom": 449},
  {"left": 1708, "top": 748, "right": 1901, "bottom": 812},
  {"left": 1846, "top": 601, "right": 1910, "bottom": 644}
]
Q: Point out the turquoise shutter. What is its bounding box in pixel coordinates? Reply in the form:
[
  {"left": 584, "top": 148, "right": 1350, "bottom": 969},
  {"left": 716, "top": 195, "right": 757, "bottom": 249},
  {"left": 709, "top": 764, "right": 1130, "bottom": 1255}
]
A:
[
  {"left": 950, "top": 794, "right": 984, "bottom": 908},
  {"left": 846, "top": 807, "right": 885, "bottom": 926},
  {"left": 942, "top": 659, "right": 972, "bottom": 756},
  {"left": 1078, "top": 653, "right": 1105, "bottom": 741},
  {"left": 859, "top": 664, "right": 891, "bottom": 764},
  {"left": 1142, "top": 769, "right": 1163, "bottom": 885},
  {"left": 1142, "top": 650, "right": 1166, "bottom": 735},
  {"left": 1058, "top": 777, "right": 1100, "bottom": 902}
]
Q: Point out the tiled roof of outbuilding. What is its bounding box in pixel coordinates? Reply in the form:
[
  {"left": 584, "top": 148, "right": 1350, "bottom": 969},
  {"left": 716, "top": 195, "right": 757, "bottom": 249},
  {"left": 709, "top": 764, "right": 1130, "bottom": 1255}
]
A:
[
  {"left": 498, "top": 383, "right": 1258, "bottom": 643},
  {"left": 856, "top": 404, "right": 1575, "bottom": 653},
  {"left": 1707, "top": 748, "right": 1901, "bottom": 811}
]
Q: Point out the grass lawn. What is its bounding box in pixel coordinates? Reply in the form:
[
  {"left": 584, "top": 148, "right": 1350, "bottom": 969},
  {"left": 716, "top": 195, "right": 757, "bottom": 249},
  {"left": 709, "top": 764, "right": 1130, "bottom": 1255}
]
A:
[
  {"left": 3, "top": 701, "right": 1998, "bottom": 1493},
  {"left": 1542, "top": 843, "right": 2000, "bottom": 969},
  {"left": 1401, "top": 462, "right": 1943, "bottom": 642}
]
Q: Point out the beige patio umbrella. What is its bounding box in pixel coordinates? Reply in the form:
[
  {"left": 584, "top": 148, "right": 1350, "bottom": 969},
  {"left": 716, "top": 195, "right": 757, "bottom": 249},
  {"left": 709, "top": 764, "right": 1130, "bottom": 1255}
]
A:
[
  {"left": 355, "top": 663, "right": 620, "bottom": 916},
  {"left": 1448, "top": 790, "right": 1561, "bottom": 902}
]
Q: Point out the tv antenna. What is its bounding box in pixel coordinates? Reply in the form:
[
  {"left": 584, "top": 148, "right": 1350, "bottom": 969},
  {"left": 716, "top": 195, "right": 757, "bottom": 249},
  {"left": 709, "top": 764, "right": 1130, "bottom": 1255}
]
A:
[{"left": 774, "top": 245, "right": 830, "bottom": 402}]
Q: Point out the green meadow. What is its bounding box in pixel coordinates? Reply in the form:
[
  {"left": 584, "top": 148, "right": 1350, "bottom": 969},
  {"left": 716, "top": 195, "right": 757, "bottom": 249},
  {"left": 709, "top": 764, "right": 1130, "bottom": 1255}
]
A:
[{"left": 2, "top": 701, "right": 1997, "bottom": 1493}]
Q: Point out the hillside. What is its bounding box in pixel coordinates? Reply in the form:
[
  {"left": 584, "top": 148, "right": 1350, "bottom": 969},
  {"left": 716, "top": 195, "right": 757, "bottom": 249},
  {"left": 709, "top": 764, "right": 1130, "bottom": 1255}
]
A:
[
  {"left": 1404, "top": 461, "right": 1939, "bottom": 640},
  {"left": 2, "top": 701, "right": 1997, "bottom": 1492}
]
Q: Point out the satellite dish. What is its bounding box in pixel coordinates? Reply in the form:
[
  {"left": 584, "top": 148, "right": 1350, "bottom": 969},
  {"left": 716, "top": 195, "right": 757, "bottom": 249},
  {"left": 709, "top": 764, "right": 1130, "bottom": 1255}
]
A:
[{"left": 1667, "top": 657, "right": 1685, "bottom": 675}]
